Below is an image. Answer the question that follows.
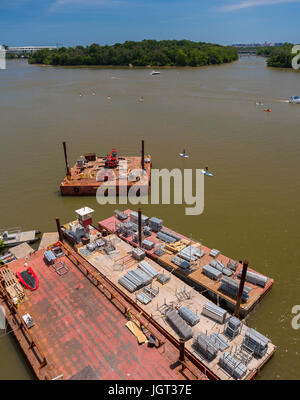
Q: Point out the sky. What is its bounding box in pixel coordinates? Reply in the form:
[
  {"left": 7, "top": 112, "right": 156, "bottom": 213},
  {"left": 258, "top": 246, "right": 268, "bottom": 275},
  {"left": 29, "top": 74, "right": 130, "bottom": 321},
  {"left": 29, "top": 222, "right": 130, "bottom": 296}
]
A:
[{"left": 0, "top": 0, "right": 299, "bottom": 46}]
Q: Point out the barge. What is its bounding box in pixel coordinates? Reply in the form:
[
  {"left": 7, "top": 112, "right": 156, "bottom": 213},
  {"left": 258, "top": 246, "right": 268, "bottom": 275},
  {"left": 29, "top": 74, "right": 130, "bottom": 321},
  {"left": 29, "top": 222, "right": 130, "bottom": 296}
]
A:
[
  {"left": 60, "top": 141, "right": 151, "bottom": 196},
  {"left": 58, "top": 208, "right": 276, "bottom": 380},
  {"left": 0, "top": 243, "right": 207, "bottom": 380},
  {"left": 98, "top": 210, "right": 274, "bottom": 317}
]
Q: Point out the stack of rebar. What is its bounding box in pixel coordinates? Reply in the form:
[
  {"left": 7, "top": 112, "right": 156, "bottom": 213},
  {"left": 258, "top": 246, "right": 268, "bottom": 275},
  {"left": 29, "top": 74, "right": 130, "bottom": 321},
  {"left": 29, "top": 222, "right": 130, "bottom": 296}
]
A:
[
  {"left": 218, "top": 351, "right": 247, "bottom": 379},
  {"left": 193, "top": 332, "right": 218, "bottom": 361},
  {"left": 202, "top": 302, "right": 227, "bottom": 323},
  {"left": 242, "top": 328, "right": 270, "bottom": 358}
]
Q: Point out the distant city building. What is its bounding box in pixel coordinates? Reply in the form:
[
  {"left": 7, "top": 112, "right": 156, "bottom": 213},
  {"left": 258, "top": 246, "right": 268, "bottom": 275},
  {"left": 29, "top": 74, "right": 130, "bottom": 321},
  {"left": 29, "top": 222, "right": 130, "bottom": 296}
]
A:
[
  {"left": 7, "top": 46, "right": 57, "bottom": 54},
  {"left": 232, "top": 42, "right": 284, "bottom": 48}
]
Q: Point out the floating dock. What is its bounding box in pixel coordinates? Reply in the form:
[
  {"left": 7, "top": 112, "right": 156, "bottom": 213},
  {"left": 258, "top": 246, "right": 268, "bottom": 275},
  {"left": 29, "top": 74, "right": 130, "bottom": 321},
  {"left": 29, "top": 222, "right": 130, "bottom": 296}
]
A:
[
  {"left": 0, "top": 227, "right": 40, "bottom": 248},
  {"left": 0, "top": 243, "right": 208, "bottom": 380},
  {"left": 61, "top": 231, "right": 276, "bottom": 380},
  {"left": 98, "top": 210, "right": 274, "bottom": 317},
  {"left": 60, "top": 141, "right": 151, "bottom": 196}
]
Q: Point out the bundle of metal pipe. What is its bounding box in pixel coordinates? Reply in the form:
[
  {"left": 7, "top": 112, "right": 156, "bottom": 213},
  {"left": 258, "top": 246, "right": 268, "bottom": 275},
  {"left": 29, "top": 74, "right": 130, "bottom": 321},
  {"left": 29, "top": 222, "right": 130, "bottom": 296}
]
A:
[
  {"left": 165, "top": 310, "right": 193, "bottom": 341},
  {"left": 193, "top": 332, "right": 218, "bottom": 361},
  {"left": 202, "top": 302, "right": 227, "bottom": 324},
  {"left": 218, "top": 351, "right": 247, "bottom": 379},
  {"left": 178, "top": 306, "right": 200, "bottom": 326},
  {"left": 237, "top": 269, "right": 268, "bottom": 288},
  {"left": 219, "top": 276, "right": 251, "bottom": 302},
  {"left": 242, "top": 328, "right": 270, "bottom": 358}
]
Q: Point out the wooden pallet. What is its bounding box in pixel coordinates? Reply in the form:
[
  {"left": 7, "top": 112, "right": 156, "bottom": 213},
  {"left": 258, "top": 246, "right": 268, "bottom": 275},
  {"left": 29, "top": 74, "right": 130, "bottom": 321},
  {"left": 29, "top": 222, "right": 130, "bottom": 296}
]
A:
[{"left": 0, "top": 267, "right": 25, "bottom": 302}]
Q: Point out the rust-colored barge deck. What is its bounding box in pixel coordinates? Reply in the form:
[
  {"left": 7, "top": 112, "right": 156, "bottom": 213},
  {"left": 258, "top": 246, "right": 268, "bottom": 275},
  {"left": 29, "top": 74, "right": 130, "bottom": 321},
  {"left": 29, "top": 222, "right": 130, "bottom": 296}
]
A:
[
  {"left": 98, "top": 210, "right": 274, "bottom": 317},
  {"left": 0, "top": 244, "right": 208, "bottom": 380},
  {"left": 60, "top": 141, "right": 151, "bottom": 196}
]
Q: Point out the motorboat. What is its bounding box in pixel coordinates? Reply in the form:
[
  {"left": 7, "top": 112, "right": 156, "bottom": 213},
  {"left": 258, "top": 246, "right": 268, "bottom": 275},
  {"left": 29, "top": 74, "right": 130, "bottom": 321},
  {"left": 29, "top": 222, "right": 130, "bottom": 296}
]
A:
[
  {"left": 289, "top": 96, "right": 300, "bottom": 104},
  {"left": 150, "top": 70, "right": 160, "bottom": 75}
]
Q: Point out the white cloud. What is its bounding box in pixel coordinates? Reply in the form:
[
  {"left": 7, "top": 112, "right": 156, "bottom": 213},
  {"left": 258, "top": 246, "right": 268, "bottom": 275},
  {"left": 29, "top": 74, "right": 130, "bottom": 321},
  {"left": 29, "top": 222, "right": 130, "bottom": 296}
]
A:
[{"left": 220, "top": 0, "right": 300, "bottom": 12}]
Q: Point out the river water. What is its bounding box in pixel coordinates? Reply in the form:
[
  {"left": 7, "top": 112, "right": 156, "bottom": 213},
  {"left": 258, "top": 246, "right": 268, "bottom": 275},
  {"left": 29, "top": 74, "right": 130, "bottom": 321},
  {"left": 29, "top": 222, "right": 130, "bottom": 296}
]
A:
[{"left": 0, "top": 56, "right": 299, "bottom": 379}]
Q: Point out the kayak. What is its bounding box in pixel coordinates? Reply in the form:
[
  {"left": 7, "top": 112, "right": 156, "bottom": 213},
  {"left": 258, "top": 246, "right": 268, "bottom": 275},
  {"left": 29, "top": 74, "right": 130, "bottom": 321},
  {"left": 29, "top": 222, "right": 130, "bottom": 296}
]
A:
[
  {"left": 17, "top": 267, "right": 39, "bottom": 291},
  {"left": 179, "top": 153, "right": 189, "bottom": 158}
]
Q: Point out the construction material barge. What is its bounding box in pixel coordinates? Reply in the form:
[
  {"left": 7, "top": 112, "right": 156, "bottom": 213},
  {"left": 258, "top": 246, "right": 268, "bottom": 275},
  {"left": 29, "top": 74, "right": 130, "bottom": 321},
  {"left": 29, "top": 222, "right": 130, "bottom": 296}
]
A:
[
  {"left": 59, "top": 208, "right": 276, "bottom": 380},
  {"left": 0, "top": 242, "right": 207, "bottom": 380},
  {"left": 60, "top": 141, "right": 151, "bottom": 196},
  {"left": 98, "top": 210, "right": 274, "bottom": 317}
]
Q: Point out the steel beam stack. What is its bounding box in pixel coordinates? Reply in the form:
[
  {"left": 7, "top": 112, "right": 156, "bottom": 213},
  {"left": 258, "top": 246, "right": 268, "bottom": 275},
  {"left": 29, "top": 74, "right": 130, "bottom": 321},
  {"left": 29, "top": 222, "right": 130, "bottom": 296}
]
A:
[
  {"left": 157, "top": 232, "right": 177, "bottom": 244},
  {"left": 171, "top": 255, "right": 190, "bottom": 270},
  {"left": 237, "top": 270, "right": 268, "bottom": 288},
  {"left": 178, "top": 245, "right": 205, "bottom": 262},
  {"left": 178, "top": 306, "right": 200, "bottom": 326},
  {"left": 165, "top": 310, "right": 193, "bottom": 341},
  {"left": 242, "top": 328, "right": 270, "bottom": 358},
  {"left": 193, "top": 332, "right": 218, "bottom": 361},
  {"left": 219, "top": 277, "right": 251, "bottom": 302},
  {"left": 209, "top": 333, "right": 230, "bottom": 351},
  {"left": 138, "top": 260, "right": 158, "bottom": 278},
  {"left": 114, "top": 210, "right": 128, "bottom": 221},
  {"left": 130, "top": 211, "right": 149, "bottom": 226},
  {"left": 218, "top": 351, "right": 247, "bottom": 379},
  {"left": 202, "top": 264, "right": 222, "bottom": 280},
  {"left": 156, "top": 273, "right": 170, "bottom": 284},
  {"left": 225, "top": 316, "right": 242, "bottom": 339},
  {"left": 159, "top": 228, "right": 182, "bottom": 242},
  {"left": 210, "top": 249, "right": 221, "bottom": 258},
  {"left": 148, "top": 217, "right": 163, "bottom": 232},
  {"left": 202, "top": 302, "right": 227, "bottom": 323},
  {"left": 210, "top": 260, "right": 233, "bottom": 277}
]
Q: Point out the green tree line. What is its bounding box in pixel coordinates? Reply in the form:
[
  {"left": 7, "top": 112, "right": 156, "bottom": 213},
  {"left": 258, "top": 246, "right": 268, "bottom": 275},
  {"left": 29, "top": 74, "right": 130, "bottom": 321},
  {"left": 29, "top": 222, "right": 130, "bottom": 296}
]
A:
[
  {"left": 257, "top": 43, "right": 296, "bottom": 68},
  {"left": 28, "top": 40, "right": 238, "bottom": 67}
]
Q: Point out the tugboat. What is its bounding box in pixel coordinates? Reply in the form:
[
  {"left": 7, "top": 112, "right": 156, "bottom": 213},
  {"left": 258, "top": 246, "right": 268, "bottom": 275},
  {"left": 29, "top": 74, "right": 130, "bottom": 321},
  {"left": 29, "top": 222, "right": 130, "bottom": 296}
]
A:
[{"left": 289, "top": 96, "right": 300, "bottom": 104}]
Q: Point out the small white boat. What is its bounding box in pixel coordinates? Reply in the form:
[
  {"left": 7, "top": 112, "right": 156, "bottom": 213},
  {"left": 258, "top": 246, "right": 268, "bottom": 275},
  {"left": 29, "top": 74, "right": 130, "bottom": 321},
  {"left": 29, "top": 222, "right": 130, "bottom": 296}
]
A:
[
  {"left": 289, "top": 96, "right": 300, "bottom": 104},
  {"left": 150, "top": 70, "right": 160, "bottom": 75}
]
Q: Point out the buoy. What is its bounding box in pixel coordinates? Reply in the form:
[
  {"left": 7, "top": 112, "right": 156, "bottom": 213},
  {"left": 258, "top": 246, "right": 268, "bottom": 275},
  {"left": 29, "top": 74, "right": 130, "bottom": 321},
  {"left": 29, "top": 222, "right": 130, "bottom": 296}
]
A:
[{"left": 264, "top": 108, "right": 271, "bottom": 112}]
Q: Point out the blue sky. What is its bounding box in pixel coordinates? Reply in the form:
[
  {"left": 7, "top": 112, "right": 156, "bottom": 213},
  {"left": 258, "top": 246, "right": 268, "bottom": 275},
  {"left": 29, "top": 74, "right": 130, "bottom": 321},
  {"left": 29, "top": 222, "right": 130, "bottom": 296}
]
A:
[{"left": 1, "top": 0, "right": 299, "bottom": 46}]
